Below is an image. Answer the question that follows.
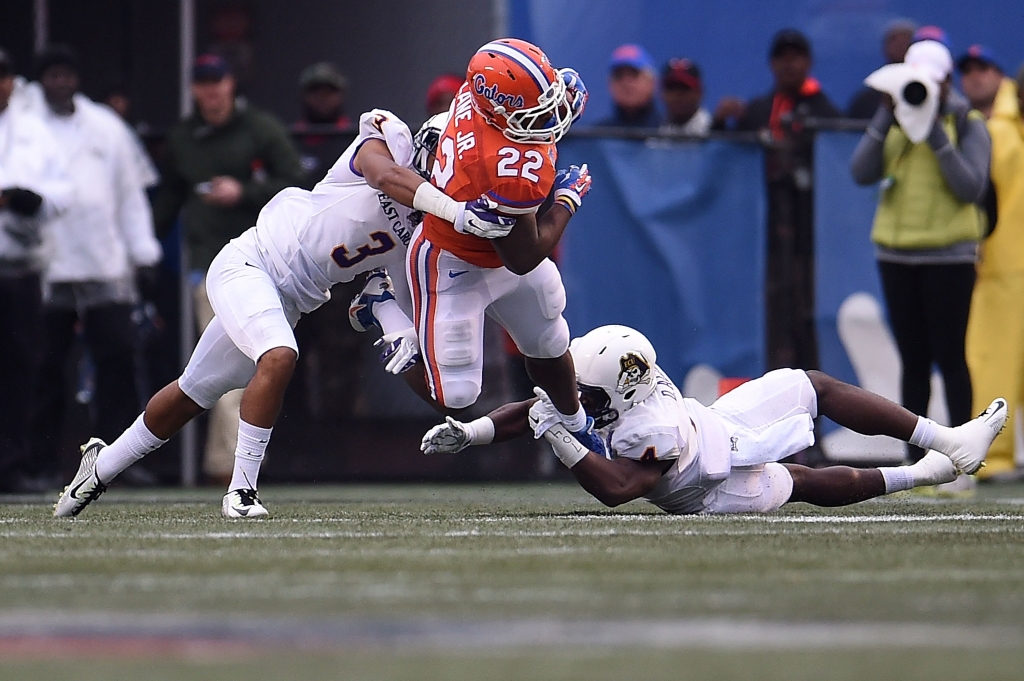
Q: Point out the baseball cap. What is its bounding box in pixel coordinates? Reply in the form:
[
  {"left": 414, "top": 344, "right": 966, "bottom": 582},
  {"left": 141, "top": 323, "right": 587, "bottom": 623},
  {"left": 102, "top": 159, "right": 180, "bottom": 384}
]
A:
[
  {"left": 609, "top": 44, "right": 655, "bottom": 72},
  {"left": 912, "top": 25, "right": 951, "bottom": 50},
  {"left": 905, "top": 39, "right": 953, "bottom": 83},
  {"left": 192, "top": 54, "right": 230, "bottom": 82},
  {"left": 770, "top": 29, "right": 811, "bottom": 58},
  {"left": 957, "top": 44, "right": 1002, "bottom": 73},
  {"left": 662, "top": 58, "right": 701, "bottom": 89},
  {"left": 300, "top": 62, "right": 347, "bottom": 91},
  {"left": 425, "top": 73, "right": 463, "bottom": 111},
  {"left": 34, "top": 44, "right": 79, "bottom": 78}
]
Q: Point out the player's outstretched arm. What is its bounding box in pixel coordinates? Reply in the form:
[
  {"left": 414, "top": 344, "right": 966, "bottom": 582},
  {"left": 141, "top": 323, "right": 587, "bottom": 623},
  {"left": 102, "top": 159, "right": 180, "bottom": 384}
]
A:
[
  {"left": 528, "top": 396, "right": 667, "bottom": 507},
  {"left": 355, "top": 139, "right": 516, "bottom": 236},
  {"left": 420, "top": 398, "right": 535, "bottom": 455},
  {"left": 354, "top": 139, "right": 429, "bottom": 207},
  {"left": 570, "top": 454, "right": 670, "bottom": 507}
]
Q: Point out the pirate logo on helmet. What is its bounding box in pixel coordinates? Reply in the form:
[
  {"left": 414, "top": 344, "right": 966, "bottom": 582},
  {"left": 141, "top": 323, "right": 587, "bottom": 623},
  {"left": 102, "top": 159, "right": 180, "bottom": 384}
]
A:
[{"left": 615, "top": 351, "right": 652, "bottom": 398}]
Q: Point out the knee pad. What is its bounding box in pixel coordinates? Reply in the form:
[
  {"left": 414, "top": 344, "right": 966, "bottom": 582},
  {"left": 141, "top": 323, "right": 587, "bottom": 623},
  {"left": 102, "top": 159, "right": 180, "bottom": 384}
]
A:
[
  {"left": 435, "top": 318, "right": 480, "bottom": 367},
  {"left": 535, "top": 268, "right": 567, "bottom": 321},
  {"left": 521, "top": 317, "right": 570, "bottom": 359},
  {"left": 439, "top": 379, "right": 481, "bottom": 410}
]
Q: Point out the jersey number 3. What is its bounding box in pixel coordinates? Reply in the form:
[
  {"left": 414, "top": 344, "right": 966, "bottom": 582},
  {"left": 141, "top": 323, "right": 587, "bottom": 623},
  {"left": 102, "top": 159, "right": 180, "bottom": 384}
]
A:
[{"left": 331, "top": 231, "right": 395, "bottom": 268}]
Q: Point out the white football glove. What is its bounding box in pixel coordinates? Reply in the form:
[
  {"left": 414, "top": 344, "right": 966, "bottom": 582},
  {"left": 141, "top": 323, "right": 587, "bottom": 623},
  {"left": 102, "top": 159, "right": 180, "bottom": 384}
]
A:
[
  {"left": 421, "top": 416, "right": 472, "bottom": 455},
  {"left": 373, "top": 327, "right": 420, "bottom": 374},
  {"left": 528, "top": 387, "right": 562, "bottom": 439},
  {"left": 453, "top": 195, "right": 518, "bottom": 239}
]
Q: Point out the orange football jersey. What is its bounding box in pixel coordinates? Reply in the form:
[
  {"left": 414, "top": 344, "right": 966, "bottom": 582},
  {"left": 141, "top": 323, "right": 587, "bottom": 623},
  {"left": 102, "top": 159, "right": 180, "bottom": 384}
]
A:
[{"left": 423, "top": 83, "right": 557, "bottom": 268}]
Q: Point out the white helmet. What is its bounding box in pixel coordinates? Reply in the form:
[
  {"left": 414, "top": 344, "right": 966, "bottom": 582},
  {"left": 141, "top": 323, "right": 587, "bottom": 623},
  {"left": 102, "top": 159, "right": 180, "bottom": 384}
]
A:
[
  {"left": 412, "top": 112, "right": 448, "bottom": 179},
  {"left": 569, "top": 325, "right": 658, "bottom": 428}
]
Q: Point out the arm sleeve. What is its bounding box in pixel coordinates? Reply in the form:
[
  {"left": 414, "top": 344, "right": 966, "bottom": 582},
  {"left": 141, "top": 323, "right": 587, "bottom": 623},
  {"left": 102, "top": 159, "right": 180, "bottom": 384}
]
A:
[
  {"left": 849, "top": 106, "right": 893, "bottom": 185},
  {"left": 240, "top": 113, "right": 304, "bottom": 209},
  {"left": 928, "top": 113, "right": 992, "bottom": 203},
  {"left": 112, "top": 124, "right": 161, "bottom": 267}
]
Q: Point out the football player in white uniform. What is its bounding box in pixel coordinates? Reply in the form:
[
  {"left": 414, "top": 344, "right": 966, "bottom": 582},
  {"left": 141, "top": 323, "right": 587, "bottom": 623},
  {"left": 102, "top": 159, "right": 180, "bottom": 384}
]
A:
[
  {"left": 54, "top": 109, "right": 509, "bottom": 519},
  {"left": 422, "top": 325, "right": 1008, "bottom": 514}
]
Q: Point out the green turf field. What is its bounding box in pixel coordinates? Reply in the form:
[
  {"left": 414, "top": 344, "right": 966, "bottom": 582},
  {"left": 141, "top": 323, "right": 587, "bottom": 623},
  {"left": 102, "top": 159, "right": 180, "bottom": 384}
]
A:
[{"left": 2, "top": 482, "right": 1024, "bottom": 679}]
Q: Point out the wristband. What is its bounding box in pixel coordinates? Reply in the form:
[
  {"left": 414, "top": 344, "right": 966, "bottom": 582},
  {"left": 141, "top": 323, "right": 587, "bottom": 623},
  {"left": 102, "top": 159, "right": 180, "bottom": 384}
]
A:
[
  {"left": 554, "top": 196, "right": 578, "bottom": 215},
  {"left": 413, "top": 182, "right": 460, "bottom": 224},
  {"left": 542, "top": 424, "right": 588, "bottom": 468},
  {"left": 464, "top": 416, "right": 496, "bottom": 446}
]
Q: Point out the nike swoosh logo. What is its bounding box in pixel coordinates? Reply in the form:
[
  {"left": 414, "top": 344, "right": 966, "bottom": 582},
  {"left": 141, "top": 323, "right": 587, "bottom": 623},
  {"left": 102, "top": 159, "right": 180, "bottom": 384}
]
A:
[
  {"left": 68, "top": 479, "right": 88, "bottom": 500},
  {"left": 448, "top": 270, "right": 469, "bottom": 278},
  {"left": 235, "top": 506, "right": 250, "bottom": 516}
]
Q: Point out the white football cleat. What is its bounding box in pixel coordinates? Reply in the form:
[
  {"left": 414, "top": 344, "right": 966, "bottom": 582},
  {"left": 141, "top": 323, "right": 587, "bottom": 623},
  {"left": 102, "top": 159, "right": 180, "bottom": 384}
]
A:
[
  {"left": 222, "top": 488, "right": 268, "bottom": 519},
  {"left": 941, "top": 398, "right": 1008, "bottom": 475},
  {"left": 54, "top": 438, "right": 109, "bottom": 518}
]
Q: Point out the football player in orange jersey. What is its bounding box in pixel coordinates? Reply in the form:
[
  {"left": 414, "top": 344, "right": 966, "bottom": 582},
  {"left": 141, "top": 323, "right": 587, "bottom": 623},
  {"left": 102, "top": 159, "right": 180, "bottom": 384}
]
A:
[{"left": 394, "top": 38, "right": 607, "bottom": 455}]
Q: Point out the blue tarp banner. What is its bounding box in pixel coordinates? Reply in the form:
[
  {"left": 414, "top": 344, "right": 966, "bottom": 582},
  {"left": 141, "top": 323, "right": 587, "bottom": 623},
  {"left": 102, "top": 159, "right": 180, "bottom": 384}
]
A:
[
  {"left": 813, "top": 130, "right": 883, "bottom": 388},
  {"left": 556, "top": 137, "right": 767, "bottom": 387}
]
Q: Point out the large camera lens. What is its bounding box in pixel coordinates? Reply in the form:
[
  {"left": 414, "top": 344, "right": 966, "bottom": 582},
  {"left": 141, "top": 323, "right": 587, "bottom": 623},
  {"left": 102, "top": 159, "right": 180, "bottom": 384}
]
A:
[{"left": 903, "top": 81, "right": 928, "bottom": 106}]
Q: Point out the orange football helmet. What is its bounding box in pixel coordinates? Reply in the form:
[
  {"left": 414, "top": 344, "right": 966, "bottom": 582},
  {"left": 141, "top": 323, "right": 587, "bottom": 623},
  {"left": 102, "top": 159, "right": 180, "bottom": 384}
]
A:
[{"left": 466, "top": 38, "right": 574, "bottom": 144}]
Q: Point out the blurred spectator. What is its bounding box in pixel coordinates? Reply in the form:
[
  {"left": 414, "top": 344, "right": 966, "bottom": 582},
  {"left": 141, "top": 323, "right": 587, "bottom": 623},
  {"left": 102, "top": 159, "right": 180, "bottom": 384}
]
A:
[
  {"left": 912, "top": 25, "right": 952, "bottom": 49},
  {"left": 965, "top": 64, "right": 1024, "bottom": 481},
  {"left": 100, "top": 84, "right": 159, "bottom": 190},
  {"left": 594, "top": 44, "right": 660, "bottom": 128},
  {"left": 425, "top": 73, "right": 463, "bottom": 117},
  {"left": 659, "top": 59, "right": 710, "bottom": 135},
  {"left": 957, "top": 46, "right": 1005, "bottom": 118},
  {"left": 25, "top": 45, "right": 162, "bottom": 487},
  {"left": 294, "top": 61, "right": 350, "bottom": 189},
  {"left": 713, "top": 29, "right": 840, "bottom": 371},
  {"left": 152, "top": 53, "right": 303, "bottom": 485},
  {"left": 0, "top": 47, "right": 71, "bottom": 492},
  {"left": 850, "top": 40, "right": 991, "bottom": 464},
  {"left": 847, "top": 19, "right": 917, "bottom": 119}
]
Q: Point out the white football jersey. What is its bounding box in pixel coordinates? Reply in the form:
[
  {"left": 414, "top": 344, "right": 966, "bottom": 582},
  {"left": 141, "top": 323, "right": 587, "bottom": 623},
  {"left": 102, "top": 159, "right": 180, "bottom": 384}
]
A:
[
  {"left": 230, "top": 109, "right": 421, "bottom": 314},
  {"left": 603, "top": 367, "right": 733, "bottom": 515}
]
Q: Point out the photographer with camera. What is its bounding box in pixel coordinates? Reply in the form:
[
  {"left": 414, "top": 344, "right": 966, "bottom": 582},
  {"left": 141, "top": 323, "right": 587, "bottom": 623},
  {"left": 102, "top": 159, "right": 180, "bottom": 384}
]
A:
[{"left": 850, "top": 39, "right": 991, "bottom": 471}]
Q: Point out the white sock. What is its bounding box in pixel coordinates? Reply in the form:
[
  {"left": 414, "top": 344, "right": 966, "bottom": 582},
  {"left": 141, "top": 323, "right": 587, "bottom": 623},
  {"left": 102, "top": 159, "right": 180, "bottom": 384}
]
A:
[
  {"left": 228, "top": 419, "right": 272, "bottom": 491},
  {"left": 908, "top": 417, "right": 938, "bottom": 450},
  {"left": 879, "top": 466, "right": 914, "bottom": 493},
  {"left": 95, "top": 413, "right": 167, "bottom": 484},
  {"left": 927, "top": 422, "right": 961, "bottom": 456},
  {"left": 373, "top": 298, "right": 414, "bottom": 336},
  {"left": 557, "top": 404, "right": 588, "bottom": 433}
]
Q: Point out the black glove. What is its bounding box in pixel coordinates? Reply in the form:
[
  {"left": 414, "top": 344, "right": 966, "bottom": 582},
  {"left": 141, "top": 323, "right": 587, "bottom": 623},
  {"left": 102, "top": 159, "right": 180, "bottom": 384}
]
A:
[{"left": 1, "top": 187, "right": 44, "bottom": 217}]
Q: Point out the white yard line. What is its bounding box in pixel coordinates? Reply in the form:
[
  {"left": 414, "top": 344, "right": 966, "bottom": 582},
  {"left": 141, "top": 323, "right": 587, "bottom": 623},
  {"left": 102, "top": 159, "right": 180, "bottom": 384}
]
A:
[{"left": 0, "top": 611, "right": 1018, "bottom": 650}]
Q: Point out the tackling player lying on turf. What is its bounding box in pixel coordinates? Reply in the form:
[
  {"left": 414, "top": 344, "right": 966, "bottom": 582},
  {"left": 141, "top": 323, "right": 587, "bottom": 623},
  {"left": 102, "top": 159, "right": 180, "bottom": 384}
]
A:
[
  {"left": 375, "top": 38, "right": 607, "bottom": 458},
  {"left": 421, "top": 325, "right": 1008, "bottom": 514},
  {"left": 53, "top": 109, "right": 514, "bottom": 519}
]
